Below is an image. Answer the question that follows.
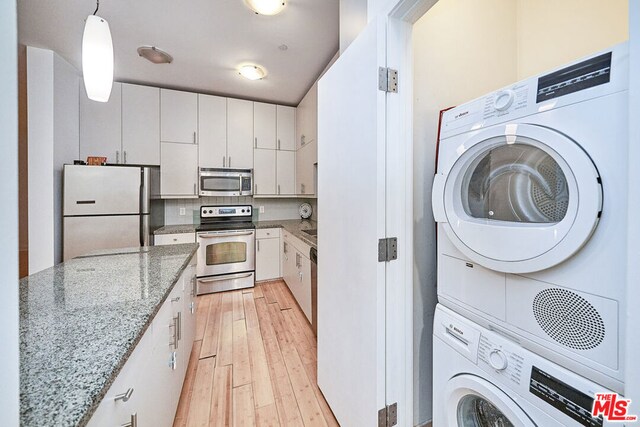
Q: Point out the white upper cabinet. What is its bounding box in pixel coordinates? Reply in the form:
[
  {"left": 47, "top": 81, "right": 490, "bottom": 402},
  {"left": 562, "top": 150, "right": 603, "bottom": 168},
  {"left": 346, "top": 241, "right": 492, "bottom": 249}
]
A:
[
  {"left": 227, "top": 98, "right": 254, "bottom": 169},
  {"left": 122, "top": 84, "right": 160, "bottom": 165},
  {"left": 296, "top": 82, "right": 317, "bottom": 148},
  {"left": 254, "top": 102, "right": 276, "bottom": 150},
  {"left": 161, "top": 142, "right": 199, "bottom": 198},
  {"left": 277, "top": 105, "right": 296, "bottom": 151},
  {"left": 161, "top": 89, "right": 198, "bottom": 144},
  {"left": 277, "top": 151, "right": 296, "bottom": 195},
  {"left": 254, "top": 149, "right": 276, "bottom": 195},
  {"left": 198, "top": 94, "right": 227, "bottom": 169},
  {"left": 80, "top": 82, "right": 122, "bottom": 163},
  {"left": 296, "top": 140, "right": 317, "bottom": 196}
]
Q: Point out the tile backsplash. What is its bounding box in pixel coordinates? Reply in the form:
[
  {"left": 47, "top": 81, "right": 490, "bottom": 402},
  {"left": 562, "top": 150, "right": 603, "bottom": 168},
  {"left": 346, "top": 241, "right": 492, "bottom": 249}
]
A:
[{"left": 164, "top": 197, "right": 317, "bottom": 225}]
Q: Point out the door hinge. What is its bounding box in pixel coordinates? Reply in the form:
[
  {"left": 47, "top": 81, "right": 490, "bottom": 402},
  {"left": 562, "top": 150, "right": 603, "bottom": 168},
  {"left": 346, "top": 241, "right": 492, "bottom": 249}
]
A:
[
  {"left": 378, "top": 403, "right": 398, "bottom": 427},
  {"left": 378, "top": 237, "right": 398, "bottom": 262},
  {"left": 378, "top": 67, "right": 398, "bottom": 93}
]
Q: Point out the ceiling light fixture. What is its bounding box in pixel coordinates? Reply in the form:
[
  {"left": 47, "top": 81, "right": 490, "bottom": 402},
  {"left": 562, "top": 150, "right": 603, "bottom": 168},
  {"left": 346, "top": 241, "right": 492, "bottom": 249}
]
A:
[
  {"left": 137, "top": 46, "right": 173, "bottom": 64},
  {"left": 244, "top": 0, "right": 286, "bottom": 16},
  {"left": 238, "top": 64, "right": 267, "bottom": 81},
  {"left": 82, "top": 0, "right": 114, "bottom": 102}
]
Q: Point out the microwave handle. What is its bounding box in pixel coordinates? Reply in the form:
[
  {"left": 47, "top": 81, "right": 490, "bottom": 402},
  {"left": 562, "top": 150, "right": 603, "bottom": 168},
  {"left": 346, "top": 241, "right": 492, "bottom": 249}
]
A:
[{"left": 223, "top": 156, "right": 225, "bottom": 167}]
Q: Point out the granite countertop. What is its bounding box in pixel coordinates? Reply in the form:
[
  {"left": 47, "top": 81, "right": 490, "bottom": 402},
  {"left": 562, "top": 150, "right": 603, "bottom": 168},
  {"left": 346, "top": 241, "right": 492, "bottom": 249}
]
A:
[
  {"left": 155, "top": 219, "right": 317, "bottom": 249},
  {"left": 256, "top": 219, "right": 317, "bottom": 249},
  {"left": 20, "top": 243, "right": 199, "bottom": 427},
  {"left": 153, "top": 224, "right": 197, "bottom": 235}
]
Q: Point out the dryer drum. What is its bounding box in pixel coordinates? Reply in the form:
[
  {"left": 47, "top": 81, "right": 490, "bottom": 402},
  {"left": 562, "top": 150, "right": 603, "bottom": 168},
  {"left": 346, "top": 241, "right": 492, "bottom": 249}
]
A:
[
  {"left": 464, "top": 143, "right": 569, "bottom": 223},
  {"left": 533, "top": 288, "right": 605, "bottom": 350}
]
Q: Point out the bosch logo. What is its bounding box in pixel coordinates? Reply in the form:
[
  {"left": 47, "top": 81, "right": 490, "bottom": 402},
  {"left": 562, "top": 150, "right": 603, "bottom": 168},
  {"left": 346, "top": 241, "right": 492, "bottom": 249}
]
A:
[{"left": 455, "top": 111, "right": 469, "bottom": 119}]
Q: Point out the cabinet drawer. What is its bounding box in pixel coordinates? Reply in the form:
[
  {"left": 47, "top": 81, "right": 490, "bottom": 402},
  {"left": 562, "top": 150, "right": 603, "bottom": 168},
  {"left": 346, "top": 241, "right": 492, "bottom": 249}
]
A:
[
  {"left": 256, "top": 228, "right": 281, "bottom": 239},
  {"left": 154, "top": 233, "right": 196, "bottom": 246}
]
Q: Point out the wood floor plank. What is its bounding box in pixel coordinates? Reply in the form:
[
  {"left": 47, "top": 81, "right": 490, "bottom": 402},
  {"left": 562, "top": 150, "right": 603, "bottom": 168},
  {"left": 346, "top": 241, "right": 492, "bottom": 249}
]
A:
[
  {"left": 217, "top": 293, "right": 234, "bottom": 366},
  {"left": 273, "top": 282, "right": 293, "bottom": 310},
  {"left": 201, "top": 293, "right": 223, "bottom": 359},
  {"left": 174, "top": 341, "right": 203, "bottom": 427},
  {"left": 210, "top": 364, "right": 233, "bottom": 427},
  {"left": 232, "top": 291, "right": 246, "bottom": 321},
  {"left": 232, "top": 319, "right": 252, "bottom": 387},
  {"left": 261, "top": 282, "right": 279, "bottom": 305},
  {"left": 281, "top": 309, "right": 315, "bottom": 366},
  {"left": 186, "top": 356, "right": 215, "bottom": 427},
  {"left": 243, "top": 293, "right": 275, "bottom": 408},
  {"left": 195, "top": 294, "right": 213, "bottom": 342},
  {"left": 253, "top": 283, "right": 265, "bottom": 299},
  {"left": 233, "top": 384, "right": 256, "bottom": 427},
  {"left": 256, "top": 403, "right": 280, "bottom": 427}
]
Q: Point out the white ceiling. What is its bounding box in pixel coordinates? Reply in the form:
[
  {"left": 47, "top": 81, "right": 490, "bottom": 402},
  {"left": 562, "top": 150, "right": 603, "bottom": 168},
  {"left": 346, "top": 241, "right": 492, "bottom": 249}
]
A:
[{"left": 18, "top": 0, "right": 339, "bottom": 106}]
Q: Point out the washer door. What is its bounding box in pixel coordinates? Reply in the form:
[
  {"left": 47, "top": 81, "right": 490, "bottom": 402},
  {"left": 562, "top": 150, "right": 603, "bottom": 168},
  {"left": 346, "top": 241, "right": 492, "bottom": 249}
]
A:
[
  {"left": 433, "top": 124, "right": 602, "bottom": 273},
  {"left": 445, "top": 375, "right": 536, "bottom": 427}
]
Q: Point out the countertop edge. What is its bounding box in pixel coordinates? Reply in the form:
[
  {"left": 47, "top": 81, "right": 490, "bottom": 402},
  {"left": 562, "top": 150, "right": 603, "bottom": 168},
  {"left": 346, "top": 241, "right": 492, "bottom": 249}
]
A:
[{"left": 75, "top": 245, "right": 198, "bottom": 427}]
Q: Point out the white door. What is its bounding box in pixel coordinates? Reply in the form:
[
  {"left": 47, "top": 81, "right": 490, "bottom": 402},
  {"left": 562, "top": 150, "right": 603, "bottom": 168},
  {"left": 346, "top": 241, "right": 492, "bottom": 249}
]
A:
[
  {"left": 254, "top": 102, "right": 276, "bottom": 149},
  {"left": 276, "top": 105, "right": 296, "bottom": 150},
  {"left": 317, "top": 18, "right": 388, "bottom": 427},
  {"left": 160, "top": 142, "right": 198, "bottom": 198},
  {"left": 160, "top": 89, "right": 198, "bottom": 144},
  {"left": 227, "top": 98, "right": 254, "bottom": 169},
  {"left": 122, "top": 84, "right": 160, "bottom": 165},
  {"left": 80, "top": 82, "right": 122, "bottom": 163},
  {"left": 432, "top": 123, "right": 603, "bottom": 273},
  {"left": 198, "top": 94, "right": 227, "bottom": 168},
  {"left": 253, "top": 149, "right": 276, "bottom": 195},
  {"left": 276, "top": 150, "right": 295, "bottom": 195}
]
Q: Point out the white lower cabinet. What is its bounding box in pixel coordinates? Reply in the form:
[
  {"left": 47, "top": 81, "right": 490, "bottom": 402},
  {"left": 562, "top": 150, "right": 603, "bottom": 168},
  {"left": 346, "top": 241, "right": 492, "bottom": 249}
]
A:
[
  {"left": 87, "top": 257, "right": 196, "bottom": 427},
  {"left": 282, "top": 233, "right": 313, "bottom": 323},
  {"left": 256, "top": 228, "right": 281, "bottom": 281}
]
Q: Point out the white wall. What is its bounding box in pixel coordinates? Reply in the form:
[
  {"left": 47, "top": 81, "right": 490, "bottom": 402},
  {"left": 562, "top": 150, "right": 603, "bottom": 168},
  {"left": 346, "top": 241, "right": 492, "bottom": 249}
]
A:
[
  {"left": 27, "top": 47, "right": 79, "bottom": 273},
  {"left": 625, "top": 0, "right": 640, "bottom": 414},
  {"left": 516, "top": 0, "right": 629, "bottom": 79},
  {"left": 0, "top": 0, "right": 20, "bottom": 423},
  {"left": 411, "top": 1, "right": 518, "bottom": 424},
  {"left": 340, "top": 0, "right": 368, "bottom": 53}
]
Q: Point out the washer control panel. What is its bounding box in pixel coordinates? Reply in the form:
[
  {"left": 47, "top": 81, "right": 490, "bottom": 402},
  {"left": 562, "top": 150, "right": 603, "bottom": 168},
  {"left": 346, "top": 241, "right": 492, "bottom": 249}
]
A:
[{"left": 478, "top": 335, "right": 525, "bottom": 386}]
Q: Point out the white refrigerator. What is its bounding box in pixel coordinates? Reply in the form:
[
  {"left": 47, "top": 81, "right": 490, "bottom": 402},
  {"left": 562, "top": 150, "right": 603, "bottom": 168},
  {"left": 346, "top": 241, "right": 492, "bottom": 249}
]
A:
[{"left": 62, "top": 164, "right": 163, "bottom": 260}]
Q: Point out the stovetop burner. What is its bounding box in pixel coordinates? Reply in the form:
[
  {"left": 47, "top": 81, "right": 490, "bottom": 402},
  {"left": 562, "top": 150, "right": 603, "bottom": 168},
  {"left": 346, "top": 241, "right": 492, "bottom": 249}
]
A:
[{"left": 197, "top": 205, "right": 254, "bottom": 232}]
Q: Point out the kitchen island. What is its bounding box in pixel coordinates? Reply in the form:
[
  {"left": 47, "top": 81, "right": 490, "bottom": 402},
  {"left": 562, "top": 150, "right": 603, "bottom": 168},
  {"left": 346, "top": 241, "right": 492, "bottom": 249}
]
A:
[{"left": 20, "top": 243, "right": 198, "bottom": 427}]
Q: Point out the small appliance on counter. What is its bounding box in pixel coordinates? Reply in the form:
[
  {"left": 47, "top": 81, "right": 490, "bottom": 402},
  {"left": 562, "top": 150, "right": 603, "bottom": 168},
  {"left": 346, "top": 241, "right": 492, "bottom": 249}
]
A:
[
  {"left": 63, "top": 164, "right": 164, "bottom": 260},
  {"left": 196, "top": 205, "right": 256, "bottom": 295}
]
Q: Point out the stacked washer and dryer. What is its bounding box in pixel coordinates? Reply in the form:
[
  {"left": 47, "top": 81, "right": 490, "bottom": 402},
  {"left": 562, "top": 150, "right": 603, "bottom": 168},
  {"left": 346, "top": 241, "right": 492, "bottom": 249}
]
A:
[{"left": 431, "top": 43, "right": 630, "bottom": 426}]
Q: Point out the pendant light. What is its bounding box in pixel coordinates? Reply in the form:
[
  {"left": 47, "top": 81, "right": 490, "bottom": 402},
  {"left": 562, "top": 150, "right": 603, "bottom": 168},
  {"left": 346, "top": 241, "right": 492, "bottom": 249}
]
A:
[
  {"left": 238, "top": 64, "right": 267, "bottom": 80},
  {"left": 82, "top": 0, "right": 114, "bottom": 102},
  {"left": 244, "top": 0, "right": 286, "bottom": 15}
]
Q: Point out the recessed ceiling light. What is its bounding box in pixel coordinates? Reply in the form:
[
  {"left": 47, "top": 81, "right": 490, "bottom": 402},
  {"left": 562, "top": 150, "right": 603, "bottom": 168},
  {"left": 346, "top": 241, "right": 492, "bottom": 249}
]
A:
[
  {"left": 244, "top": 0, "right": 286, "bottom": 15},
  {"left": 137, "top": 46, "right": 173, "bottom": 64},
  {"left": 238, "top": 64, "right": 267, "bottom": 80}
]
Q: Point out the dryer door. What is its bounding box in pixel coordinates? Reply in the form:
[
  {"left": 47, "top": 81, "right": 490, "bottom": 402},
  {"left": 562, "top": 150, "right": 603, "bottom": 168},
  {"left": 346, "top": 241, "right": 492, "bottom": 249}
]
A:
[
  {"left": 433, "top": 123, "right": 602, "bottom": 273},
  {"left": 445, "top": 374, "right": 536, "bottom": 426}
]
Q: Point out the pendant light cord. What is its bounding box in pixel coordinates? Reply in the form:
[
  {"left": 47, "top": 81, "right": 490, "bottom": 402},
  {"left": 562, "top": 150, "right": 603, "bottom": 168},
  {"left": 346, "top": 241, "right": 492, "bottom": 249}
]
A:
[{"left": 93, "top": 0, "right": 99, "bottom": 15}]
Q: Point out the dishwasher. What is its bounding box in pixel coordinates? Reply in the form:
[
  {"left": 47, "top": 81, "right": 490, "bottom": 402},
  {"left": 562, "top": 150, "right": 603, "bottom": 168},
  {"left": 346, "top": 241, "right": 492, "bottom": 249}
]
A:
[{"left": 310, "top": 247, "right": 317, "bottom": 336}]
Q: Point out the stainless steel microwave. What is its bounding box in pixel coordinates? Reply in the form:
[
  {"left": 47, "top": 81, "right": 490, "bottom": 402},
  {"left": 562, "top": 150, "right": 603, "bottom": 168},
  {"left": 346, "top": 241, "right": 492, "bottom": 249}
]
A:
[{"left": 199, "top": 168, "right": 253, "bottom": 197}]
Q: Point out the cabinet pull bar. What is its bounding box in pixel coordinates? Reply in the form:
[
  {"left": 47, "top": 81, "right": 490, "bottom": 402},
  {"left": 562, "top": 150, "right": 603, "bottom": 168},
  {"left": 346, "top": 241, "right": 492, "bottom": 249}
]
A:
[
  {"left": 229, "top": 156, "right": 231, "bottom": 167},
  {"left": 114, "top": 388, "right": 134, "bottom": 403},
  {"left": 123, "top": 151, "right": 127, "bottom": 164},
  {"left": 116, "top": 150, "right": 120, "bottom": 164},
  {"left": 255, "top": 137, "right": 257, "bottom": 148},
  {"left": 121, "top": 413, "right": 137, "bottom": 427},
  {"left": 193, "top": 131, "right": 196, "bottom": 144},
  {"left": 223, "top": 156, "right": 226, "bottom": 167}
]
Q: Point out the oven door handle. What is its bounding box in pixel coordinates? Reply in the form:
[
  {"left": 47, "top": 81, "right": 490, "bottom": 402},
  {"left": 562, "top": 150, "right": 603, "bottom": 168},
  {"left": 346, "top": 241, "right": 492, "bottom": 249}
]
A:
[
  {"left": 198, "top": 231, "right": 255, "bottom": 238},
  {"left": 198, "top": 273, "right": 253, "bottom": 283}
]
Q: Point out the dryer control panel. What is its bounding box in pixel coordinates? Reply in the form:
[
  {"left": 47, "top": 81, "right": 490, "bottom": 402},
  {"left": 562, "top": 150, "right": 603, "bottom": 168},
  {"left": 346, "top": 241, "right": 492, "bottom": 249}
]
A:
[{"left": 478, "top": 334, "right": 525, "bottom": 386}]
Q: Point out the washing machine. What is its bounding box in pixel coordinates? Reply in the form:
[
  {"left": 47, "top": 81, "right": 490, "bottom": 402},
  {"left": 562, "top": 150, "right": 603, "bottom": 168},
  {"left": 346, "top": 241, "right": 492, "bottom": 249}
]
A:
[
  {"left": 433, "top": 304, "right": 623, "bottom": 427},
  {"left": 431, "top": 43, "right": 628, "bottom": 393}
]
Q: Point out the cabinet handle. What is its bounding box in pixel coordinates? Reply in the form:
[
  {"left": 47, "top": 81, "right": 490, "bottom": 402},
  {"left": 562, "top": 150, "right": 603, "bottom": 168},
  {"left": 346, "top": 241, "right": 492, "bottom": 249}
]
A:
[
  {"left": 114, "top": 388, "right": 134, "bottom": 403},
  {"left": 121, "top": 413, "right": 137, "bottom": 427},
  {"left": 190, "top": 301, "right": 195, "bottom": 314},
  {"left": 123, "top": 150, "right": 127, "bottom": 164},
  {"left": 278, "top": 184, "right": 281, "bottom": 195},
  {"left": 301, "top": 135, "right": 306, "bottom": 146},
  {"left": 229, "top": 156, "right": 231, "bottom": 167},
  {"left": 169, "top": 317, "right": 178, "bottom": 348},
  {"left": 116, "top": 150, "right": 120, "bottom": 164},
  {"left": 171, "top": 296, "right": 180, "bottom": 302},
  {"left": 257, "top": 240, "right": 260, "bottom": 251},
  {"left": 255, "top": 137, "right": 257, "bottom": 148},
  {"left": 299, "top": 271, "right": 303, "bottom": 282},
  {"left": 223, "top": 156, "right": 226, "bottom": 167},
  {"left": 168, "top": 351, "right": 177, "bottom": 370},
  {"left": 301, "top": 183, "right": 305, "bottom": 194},
  {"left": 278, "top": 139, "right": 281, "bottom": 150},
  {"left": 283, "top": 242, "right": 287, "bottom": 254},
  {"left": 177, "top": 311, "right": 182, "bottom": 342},
  {"left": 193, "top": 131, "right": 196, "bottom": 144}
]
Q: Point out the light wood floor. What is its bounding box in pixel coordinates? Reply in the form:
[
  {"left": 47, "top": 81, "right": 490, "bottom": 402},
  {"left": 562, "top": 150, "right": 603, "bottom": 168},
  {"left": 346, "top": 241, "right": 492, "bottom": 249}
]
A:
[{"left": 173, "top": 280, "right": 339, "bottom": 427}]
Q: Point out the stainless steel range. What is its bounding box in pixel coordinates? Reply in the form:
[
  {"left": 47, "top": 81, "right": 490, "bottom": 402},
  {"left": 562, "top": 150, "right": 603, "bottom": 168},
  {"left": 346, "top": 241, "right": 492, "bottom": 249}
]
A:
[{"left": 196, "top": 205, "right": 255, "bottom": 295}]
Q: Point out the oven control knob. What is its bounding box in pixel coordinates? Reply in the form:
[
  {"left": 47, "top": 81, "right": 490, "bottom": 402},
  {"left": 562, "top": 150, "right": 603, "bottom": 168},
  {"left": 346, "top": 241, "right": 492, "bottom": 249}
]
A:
[{"left": 489, "top": 349, "right": 508, "bottom": 371}]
